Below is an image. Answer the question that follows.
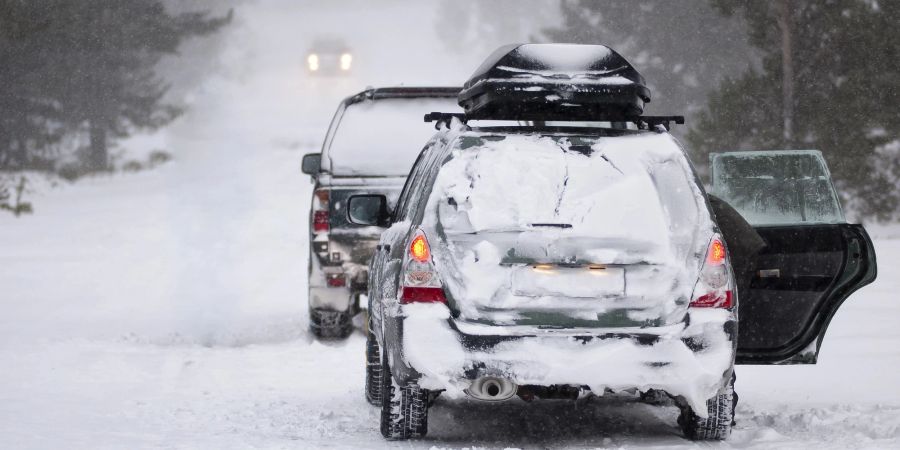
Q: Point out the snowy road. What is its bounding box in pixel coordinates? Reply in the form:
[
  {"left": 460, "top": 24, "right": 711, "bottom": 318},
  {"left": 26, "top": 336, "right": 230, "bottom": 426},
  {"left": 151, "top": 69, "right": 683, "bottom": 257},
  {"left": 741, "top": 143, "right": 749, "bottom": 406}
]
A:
[
  {"left": 2, "top": 206, "right": 898, "bottom": 450},
  {"left": 2, "top": 1, "right": 899, "bottom": 448}
]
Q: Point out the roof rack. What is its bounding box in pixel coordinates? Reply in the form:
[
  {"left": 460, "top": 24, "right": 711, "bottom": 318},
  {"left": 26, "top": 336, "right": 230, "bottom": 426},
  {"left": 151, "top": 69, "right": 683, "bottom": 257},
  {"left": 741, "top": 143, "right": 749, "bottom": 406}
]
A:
[{"left": 424, "top": 112, "right": 684, "bottom": 132}]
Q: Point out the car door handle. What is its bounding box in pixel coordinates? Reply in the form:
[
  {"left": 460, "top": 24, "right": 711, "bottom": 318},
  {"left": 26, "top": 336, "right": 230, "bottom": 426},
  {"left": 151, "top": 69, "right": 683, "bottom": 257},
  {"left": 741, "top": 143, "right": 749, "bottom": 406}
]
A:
[{"left": 758, "top": 269, "right": 780, "bottom": 278}]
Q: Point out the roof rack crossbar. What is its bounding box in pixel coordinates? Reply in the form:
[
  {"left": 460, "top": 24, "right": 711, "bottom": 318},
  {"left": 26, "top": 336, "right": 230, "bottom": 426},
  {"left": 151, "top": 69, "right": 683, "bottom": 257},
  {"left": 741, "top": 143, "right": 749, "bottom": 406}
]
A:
[
  {"left": 424, "top": 112, "right": 685, "bottom": 131},
  {"left": 424, "top": 112, "right": 468, "bottom": 129}
]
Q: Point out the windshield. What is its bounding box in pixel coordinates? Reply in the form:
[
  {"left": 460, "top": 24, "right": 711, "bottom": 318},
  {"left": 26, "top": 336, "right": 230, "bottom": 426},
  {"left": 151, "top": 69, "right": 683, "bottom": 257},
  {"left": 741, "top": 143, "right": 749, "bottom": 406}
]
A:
[{"left": 326, "top": 97, "right": 462, "bottom": 176}]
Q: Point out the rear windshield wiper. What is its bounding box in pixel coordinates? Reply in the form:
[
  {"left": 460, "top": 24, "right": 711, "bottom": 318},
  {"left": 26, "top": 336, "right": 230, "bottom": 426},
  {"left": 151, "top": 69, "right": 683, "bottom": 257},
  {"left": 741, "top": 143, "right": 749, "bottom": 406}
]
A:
[{"left": 530, "top": 223, "right": 572, "bottom": 229}]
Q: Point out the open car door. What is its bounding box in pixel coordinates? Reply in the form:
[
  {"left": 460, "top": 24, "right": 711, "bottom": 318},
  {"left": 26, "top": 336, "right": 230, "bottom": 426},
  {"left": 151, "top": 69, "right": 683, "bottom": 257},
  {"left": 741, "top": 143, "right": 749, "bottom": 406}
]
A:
[{"left": 710, "top": 150, "right": 877, "bottom": 364}]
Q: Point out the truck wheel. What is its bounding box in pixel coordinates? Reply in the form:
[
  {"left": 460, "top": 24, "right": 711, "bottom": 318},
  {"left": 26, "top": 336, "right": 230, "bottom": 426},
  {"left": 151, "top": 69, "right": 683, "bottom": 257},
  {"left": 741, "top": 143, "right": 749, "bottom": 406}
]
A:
[
  {"left": 309, "top": 307, "right": 352, "bottom": 339},
  {"left": 380, "top": 358, "right": 429, "bottom": 440},
  {"left": 677, "top": 376, "right": 734, "bottom": 441},
  {"left": 365, "top": 327, "right": 383, "bottom": 405}
]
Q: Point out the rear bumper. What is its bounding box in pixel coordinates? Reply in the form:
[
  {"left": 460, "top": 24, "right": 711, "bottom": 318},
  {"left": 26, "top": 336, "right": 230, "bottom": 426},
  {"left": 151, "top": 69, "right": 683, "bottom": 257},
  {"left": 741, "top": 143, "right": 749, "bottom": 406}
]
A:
[
  {"left": 307, "top": 251, "right": 366, "bottom": 312},
  {"left": 308, "top": 286, "right": 353, "bottom": 311},
  {"left": 387, "top": 304, "right": 735, "bottom": 412}
]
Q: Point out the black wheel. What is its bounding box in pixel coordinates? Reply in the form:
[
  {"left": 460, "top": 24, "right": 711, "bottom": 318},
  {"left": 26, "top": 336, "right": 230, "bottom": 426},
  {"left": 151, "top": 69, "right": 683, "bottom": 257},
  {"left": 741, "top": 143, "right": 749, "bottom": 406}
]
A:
[
  {"left": 365, "top": 326, "right": 383, "bottom": 405},
  {"left": 678, "top": 375, "right": 734, "bottom": 441},
  {"left": 309, "top": 307, "right": 352, "bottom": 339},
  {"left": 380, "top": 358, "right": 429, "bottom": 440}
]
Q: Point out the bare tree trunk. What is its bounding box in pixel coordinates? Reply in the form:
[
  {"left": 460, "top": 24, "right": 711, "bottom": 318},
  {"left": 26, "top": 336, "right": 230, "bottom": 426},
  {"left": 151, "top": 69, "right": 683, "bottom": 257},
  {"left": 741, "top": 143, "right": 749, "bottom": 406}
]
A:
[
  {"left": 777, "top": 0, "right": 795, "bottom": 145},
  {"left": 87, "top": 119, "right": 108, "bottom": 170}
]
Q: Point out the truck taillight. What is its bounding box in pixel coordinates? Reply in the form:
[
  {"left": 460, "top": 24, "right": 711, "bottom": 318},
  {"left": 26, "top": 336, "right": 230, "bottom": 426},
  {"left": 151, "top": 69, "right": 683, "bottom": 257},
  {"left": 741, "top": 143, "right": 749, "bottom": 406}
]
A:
[
  {"left": 312, "top": 189, "right": 329, "bottom": 233},
  {"left": 326, "top": 273, "right": 346, "bottom": 287},
  {"left": 689, "top": 235, "right": 733, "bottom": 308},
  {"left": 313, "top": 211, "right": 329, "bottom": 233},
  {"left": 399, "top": 231, "right": 447, "bottom": 304}
]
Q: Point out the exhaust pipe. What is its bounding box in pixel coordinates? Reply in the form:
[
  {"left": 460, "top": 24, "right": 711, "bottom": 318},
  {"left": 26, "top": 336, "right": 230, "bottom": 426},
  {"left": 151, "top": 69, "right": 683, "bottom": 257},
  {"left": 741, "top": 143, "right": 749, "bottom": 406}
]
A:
[{"left": 465, "top": 376, "right": 517, "bottom": 401}]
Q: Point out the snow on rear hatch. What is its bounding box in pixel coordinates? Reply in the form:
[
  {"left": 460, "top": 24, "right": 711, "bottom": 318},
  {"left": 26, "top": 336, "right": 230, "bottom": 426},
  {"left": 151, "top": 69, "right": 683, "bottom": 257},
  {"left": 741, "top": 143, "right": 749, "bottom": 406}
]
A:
[{"left": 427, "top": 132, "right": 711, "bottom": 327}]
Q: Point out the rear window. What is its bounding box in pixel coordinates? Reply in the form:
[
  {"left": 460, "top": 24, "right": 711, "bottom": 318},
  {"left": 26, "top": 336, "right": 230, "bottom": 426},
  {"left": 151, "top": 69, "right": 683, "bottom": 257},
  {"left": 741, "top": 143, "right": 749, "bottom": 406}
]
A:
[
  {"left": 429, "top": 132, "right": 704, "bottom": 260},
  {"left": 326, "top": 97, "right": 462, "bottom": 176}
]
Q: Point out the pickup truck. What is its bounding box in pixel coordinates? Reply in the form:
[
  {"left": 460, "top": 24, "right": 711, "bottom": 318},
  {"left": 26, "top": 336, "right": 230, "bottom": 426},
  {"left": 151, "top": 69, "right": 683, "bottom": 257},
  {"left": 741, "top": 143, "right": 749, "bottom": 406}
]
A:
[{"left": 301, "top": 86, "right": 461, "bottom": 338}]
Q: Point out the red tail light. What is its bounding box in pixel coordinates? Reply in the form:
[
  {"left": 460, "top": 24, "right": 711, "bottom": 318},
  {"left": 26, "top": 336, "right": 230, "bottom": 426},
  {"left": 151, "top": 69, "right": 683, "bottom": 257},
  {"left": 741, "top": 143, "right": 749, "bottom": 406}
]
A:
[
  {"left": 690, "top": 235, "right": 733, "bottom": 308},
  {"left": 691, "top": 290, "right": 733, "bottom": 308},
  {"left": 400, "top": 230, "right": 447, "bottom": 304},
  {"left": 326, "top": 273, "right": 346, "bottom": 287},
  {"left": 312, "top": 189, "right": 329, "bottom": 233},
  {"left": 313, "top": 210, "right": 329, "bottom": 232},
  {"left": 400, "top": 286, "right": 446, "bottom": 304}
]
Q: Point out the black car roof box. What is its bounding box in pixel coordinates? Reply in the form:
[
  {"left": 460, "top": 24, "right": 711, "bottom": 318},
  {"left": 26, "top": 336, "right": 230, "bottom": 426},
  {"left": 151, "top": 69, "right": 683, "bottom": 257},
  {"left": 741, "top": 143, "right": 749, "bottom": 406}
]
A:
[{"left": 458, "top": 43, "right": 651, "bottom": 120}]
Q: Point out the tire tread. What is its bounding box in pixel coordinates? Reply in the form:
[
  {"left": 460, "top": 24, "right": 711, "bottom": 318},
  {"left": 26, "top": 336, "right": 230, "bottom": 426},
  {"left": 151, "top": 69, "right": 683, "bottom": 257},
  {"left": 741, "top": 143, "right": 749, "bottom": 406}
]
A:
[
  {"left": 380, "top": 360, "right": 429, "bottom": 440},
  {"left": 679, "top": 380, "right": 734, "bottom": 440},
  {"left": 365, "top": 332, "right": 383, "bottom": 405}
]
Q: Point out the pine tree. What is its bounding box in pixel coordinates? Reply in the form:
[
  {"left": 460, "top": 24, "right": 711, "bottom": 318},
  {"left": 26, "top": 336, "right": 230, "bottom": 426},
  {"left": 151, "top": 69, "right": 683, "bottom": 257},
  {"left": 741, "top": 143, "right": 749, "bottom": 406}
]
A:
[
  {"left": 689, "top": 0, "right": 900, "bottom": 219},
  {"left": 0, "top": 0, "right": 230, "bottom": 171},
  {"left": 0, "top": 3, "right": 64, "bottom": 169}
]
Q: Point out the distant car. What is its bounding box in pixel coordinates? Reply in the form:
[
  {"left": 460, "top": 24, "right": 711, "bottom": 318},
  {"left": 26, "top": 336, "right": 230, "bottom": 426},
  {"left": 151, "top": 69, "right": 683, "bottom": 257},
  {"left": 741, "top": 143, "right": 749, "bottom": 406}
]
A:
[
  {"left": 301, "top": 87, "right": 462, "bottom": 338},
  {"left": 306, "top": 38, "right": 353, "bottom": 75},
  {"left": 350, "top": 44, "right": 877, "bottom": 441}
]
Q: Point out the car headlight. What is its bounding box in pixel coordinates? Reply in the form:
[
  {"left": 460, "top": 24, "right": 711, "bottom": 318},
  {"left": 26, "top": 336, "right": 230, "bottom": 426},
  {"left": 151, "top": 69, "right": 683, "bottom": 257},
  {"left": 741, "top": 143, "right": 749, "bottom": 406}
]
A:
[
  {"left": 307, "top": 53, "right": 319, "bottom": 71},
  {"left": 340, "top": 53, "right": 352, "bottom": 71}
]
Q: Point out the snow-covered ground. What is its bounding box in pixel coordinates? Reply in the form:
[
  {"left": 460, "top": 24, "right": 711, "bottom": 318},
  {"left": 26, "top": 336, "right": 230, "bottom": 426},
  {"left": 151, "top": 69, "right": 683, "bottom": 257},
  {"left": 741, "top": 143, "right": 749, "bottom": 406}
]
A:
[{"left": 2, "top": 1, "right": 899, "bottom": 448}]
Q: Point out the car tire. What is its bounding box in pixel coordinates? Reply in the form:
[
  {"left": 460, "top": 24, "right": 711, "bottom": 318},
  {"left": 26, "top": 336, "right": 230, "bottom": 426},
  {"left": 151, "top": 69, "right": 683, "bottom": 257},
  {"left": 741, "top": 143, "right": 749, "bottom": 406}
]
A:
[
  {"left": 309, "top": 307, "right": 352, "bottom": 339},
  {"left": 677, "top": 376, "right": 734, "bottom": 441},
  {"left": 365, "top": 325, "right": 383, "bottom": 405},
  {"left": 380, "top": 358, "right": 429, "bottom": 440}
]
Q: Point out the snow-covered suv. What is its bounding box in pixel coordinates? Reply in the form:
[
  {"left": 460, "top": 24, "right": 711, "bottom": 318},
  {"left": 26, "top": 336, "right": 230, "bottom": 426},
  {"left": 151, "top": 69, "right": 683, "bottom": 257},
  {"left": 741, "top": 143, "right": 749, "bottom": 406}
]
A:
[
  {"left": 351, "top": 123, "right": 876, "bottom": 441},
  {"left": 348, "top": 44, "right": 877, "bottom": 441}
]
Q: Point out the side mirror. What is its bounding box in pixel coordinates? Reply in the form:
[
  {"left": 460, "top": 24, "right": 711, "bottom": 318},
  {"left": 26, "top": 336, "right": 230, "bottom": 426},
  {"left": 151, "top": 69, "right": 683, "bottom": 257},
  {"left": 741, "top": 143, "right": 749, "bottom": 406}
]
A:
[
  {"left": 301, "top": 153, "right": 321, "bottom": 176},
  {"left": 347, "top": 194, "right": 390, "bottom": 227}
]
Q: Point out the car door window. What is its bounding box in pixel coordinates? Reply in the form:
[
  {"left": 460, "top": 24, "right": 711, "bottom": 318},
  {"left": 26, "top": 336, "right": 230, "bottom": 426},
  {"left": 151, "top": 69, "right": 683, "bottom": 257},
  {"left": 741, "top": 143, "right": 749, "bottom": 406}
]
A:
[
  {"left": 393, "top": 144, "right": 432, "bottom": 223},
  {"left": 710, "top": 150, "right": 876, "bottom": 364},
  {"left": 710, "top": 150, "right": 844, "bottom": 226}
]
